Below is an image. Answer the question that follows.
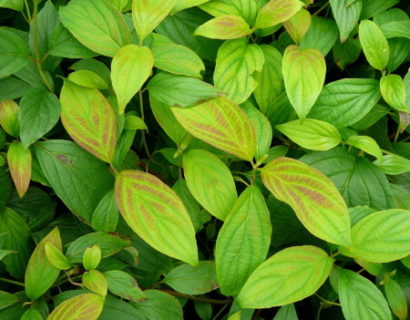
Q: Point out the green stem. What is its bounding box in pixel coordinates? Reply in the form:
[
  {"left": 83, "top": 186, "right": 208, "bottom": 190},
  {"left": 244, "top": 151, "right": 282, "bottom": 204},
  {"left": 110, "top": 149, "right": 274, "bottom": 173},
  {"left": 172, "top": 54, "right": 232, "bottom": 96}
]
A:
[
  {"left": 23, "top": 0, "right": 31, "bottom": 22},
  {"left": 138, "top": 90, "right": 151, "bottom": 158},
  {"left": 315, "top": 294, "right": 341, "bottom": 307},
  {"left": 0, "top": 277, "right": 25, "bottom": 287}
]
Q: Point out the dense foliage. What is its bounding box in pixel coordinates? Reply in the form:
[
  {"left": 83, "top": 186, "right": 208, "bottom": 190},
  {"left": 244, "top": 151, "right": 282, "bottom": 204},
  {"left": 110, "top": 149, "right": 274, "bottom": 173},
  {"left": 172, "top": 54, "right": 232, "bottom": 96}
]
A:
[{"left": 0, "top": 0, "right": 410, "bottom": 319}]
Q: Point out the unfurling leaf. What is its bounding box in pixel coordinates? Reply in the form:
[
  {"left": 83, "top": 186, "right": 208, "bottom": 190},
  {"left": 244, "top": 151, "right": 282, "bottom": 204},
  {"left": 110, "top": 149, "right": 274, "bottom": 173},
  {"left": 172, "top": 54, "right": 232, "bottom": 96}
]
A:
[
  {"left": 172, "top": 96, "right": 256, "bottom": 161},
  {"left": 60, "top": 80, "right": 117, "bottom": 163},
  {"left": 44, "top": 242, "right": 71, "bottom": 270},
  {"left": 261, "top": 157, "right": 351, "bottom": 245},
  {"left": 114, "top": 170, "right": 198, "bottom": 265},
  {"left": 380, "top": 74, "right": 409, "bottom": 112},
  {"left": 195, "top": 15, "right": 252, "bottom": 39},
  {"left": 0, "top": 99, "right": 20, "bottom": 137},
  {"left": 255, "top": 0, "right": 304, "bottom": 29},
  {"left": 83, "top": 245, "right": 102, "bottom": 271},
  {"left": 359, "top": 20, "right": 389, "bottom": 71},
  {"left": 111, "top": 45, "right": 153, "bottom": 114},
  {"left": 237, "top": 246, "right": 334, "bottom": 308},
  {"left": 82, "top": 270, "right": 108, "bottom": 297},
  {"left": 282, "top": 45, "right": 326, "bottom": 119},
  {"left": 283, "top": 8, "right": 311, "bottom": 43},
  {"left": 7, "top": 142, "right": 31, "bottom": 198}
]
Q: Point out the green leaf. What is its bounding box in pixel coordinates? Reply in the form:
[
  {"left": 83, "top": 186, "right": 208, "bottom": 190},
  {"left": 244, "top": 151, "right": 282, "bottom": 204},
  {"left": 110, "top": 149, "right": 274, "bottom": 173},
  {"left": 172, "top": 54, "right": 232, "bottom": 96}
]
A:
[
  {"left": 132, "top": 0, "right": 177, "bottom": 43},
  {"left": 380, "top": 74, "right": 408, "bottom": 112},
  {"left": 253, "top": 45, "right": 283, "bottom": 114},
  {"left": 111, "top": 45, "right": 153, "bottom": 114},
  {"left": 45, "top": 242, "right": 71, "bottom": 270},
  {"left": 309, "top": 78, "right": 381, "bottom": 128},
  {"left": 25, "top": 227, "right": 61, "bottom": 299},
  {"left": 0, "top": 0, "right": 23, "bottom": 11},
  {"left": 340, "top": 209, "right": 410, "bottom": 263},
  {"left": 195, "top": 15, "right": 252, "bottom": 39},
  {"left": 47, "top": 293, "right": 104, "bottom": 320},
  {"left": 21, "top": 309, "right": 43, "bottom": 320},
  {"left": 359, "top": 20, "right": 389, "bottom": 70},
  {"left": 172, "top": 96, "right": 256, "bottom": 161},
  {"left": 59, "top": 0, "right": 131, "bottom": 57},
  {"left": 333, "top": 38, "right": 362, "bottom": 70},
  {"left": 151, "top": 34, "right": 204, "bottom": 78},
  {"left": 237, "top": 246, "right": 334, "bottom": 308},
  {"left": 277, "top": 119, "right": 341, "bottom": 151},
  {"left": 173, "top": 0, "right": 210, "bottom": 13},
  {"left": 60, "top": 80, "right": 117, "bottom": 163},
  {"left": 199, "top": 0, "right": 258, "bottom": 25},
  {"left": 374, "top": 154, "right": 410, "bottom": 175},
  {"left": 7, "top": 142, "right": 31, "bottom": 198},
  {"left": 384, "top": 278, "right": 408, "bottom": 320},
  {"left": 273, "top": 304, "right": 298, "bottom": 320},
  {"left": 67, "top": 70, "right": 108, "bottom": 90},
  {"left": 255, "top": 0, "right": 304, "bottom": 29},
  {"left": 19, "top": 89, "right": 60, "bottom": 147},
  {"left": 82, "top": 270, "right": 108, "bottom": 297},
  {"left": 345, "top": 135, "right": 383, "bottom": 160},
  {"left": 0, "top": 99, "right": 20, "bottom": 137},
  {"left": 283, "top": 8, "right": 311, "bottom": 43},
  {"left": 34, "top": 140, "right": 114, "bottom": 222},
  {"left": 261, "top": 157, "right": 351, "bottom": 245},
  {"left": 100, "top": 297, "right": 145, "bottom": 320},
  {"left": 183, "top": 149, "right": 237, "bottom": 220},
  {"left": 300, "top": 17, "right": 339, "bottom": 56},
  {"left": 0, "top": 27, "right": 29, "bottom": 78},
  {"left": 83, "top": 245, "right": 102, "bottom": 271},
  {"left": 148, "top": 72, "right": 221, "bottom": 108},
  {"left": 361, "top": 0, "right": 399, "bottom": 19},
  {"left": 282, "top": 45, "right": 326, "bottom": 119},
  {"left": 330, "top": 0, "right": 362, "bottom": 41},
  {"left": 104, "top": 270, "right": 146, "bottom": 301},
  {"left": 0, "top": 291, "right": 18, "bottom": 310},
  {"left": 114, "top": 170, "right": 198, "bottom": 265},
  {"left": 163, "top": 261, "right": 218, "bottom": 295},
  {"left": 91, "top": 190, "right": 120, "bottom": 233},
  {"left": 215, "top": 186, "right": 271, "bottom": 296},
  {"left": 214, "top": 38, "right": 264, "bottom": 104},
  {"left": 0, "top": 76, "right": 31, "bottom": 101},
  {"left": 336, "top": 268, "right": 392, "bottom": 320}
]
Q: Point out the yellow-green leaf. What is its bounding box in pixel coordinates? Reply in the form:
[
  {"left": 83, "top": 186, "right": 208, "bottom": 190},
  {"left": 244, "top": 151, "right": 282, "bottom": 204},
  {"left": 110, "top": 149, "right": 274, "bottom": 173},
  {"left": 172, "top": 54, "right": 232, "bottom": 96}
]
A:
[
  {"left": 359, "top": 20, "right": 389, "bottom": 71},
  {"left": 114, "top": 170, "right": 198, "bottom": 265},
  {"left": 261, "top": 157, "right": 351, "bottom": 245},
  {"left": 374, "top": 154, "right": 410, "bottom": 175},
  {"left": 111, "top": 44, "right": 153, "bottom": 114},
  {"left": 82, "top": 270, "right": 108, "bottom": 297},
  {"left": 237, "top": 246, "right": 334, "bottom": 308},
  {"left": 132, "top": 0, "right": 177, "bottom": 43},
  {"left": 67, "top": 70, "right": 109, "bottom": 90},
  {"left": 345, "top": 135, "right": 383, "bottom": 160},
  {"left": 0, "top": 99, "right": 19, "bottom": 137},
  {"left": 59, "top": 0, "right": 132, "bottom": 57},
  {"left": 380, "top": 74, "right": 409, "bottom": 112},
  {"left": 340, "top": 209, "right": 410, "bottom": 263},
  {"left": 25, "top": 227, "right": 61, "bottom": 300},
  {"left": 215, "top": 186, "right": 271, "bottom": 296},
  {"left": 283, "top": 8, "right": 311, "bottom": 43},
  {"left": 255, "top": 0, "right": 304, "bottom": 29},
  {"left": 282, "top": 45, "right": 326, "bottom": 119},
  {"left": 384, "top": 278, "right": 408, "bottom": 320},
  {"left": 183, "top": 149, "right": 237, "bottom": 221},
  {"left": 7, "top": 142, "right": 31, "bottom": 198},
  {"left": 214, "top": 38, "right": 264, "bottom": 104},
  {"left": 44, "top": 242, "right": 71, "bottom": 270},
  {"left": 172, "top": 96, "right": 256, "bottom": 161},
  {"left": 60, "top": 80, "right": 117, "bottom": 163},
  {"left": 172, "top": 0, "right": 209, "bottom": 13},
  {"left": 195, "top": 15, "right": 252, "bottom": 39},
  {"left": 83, "top": 245, "right": 102, "bottom": 271},
  {"left": 47, "top": 293, "right": 104, "bottom": 320},
  {"left": 276, "top": 118, "right": 341, "bottom": 151}
]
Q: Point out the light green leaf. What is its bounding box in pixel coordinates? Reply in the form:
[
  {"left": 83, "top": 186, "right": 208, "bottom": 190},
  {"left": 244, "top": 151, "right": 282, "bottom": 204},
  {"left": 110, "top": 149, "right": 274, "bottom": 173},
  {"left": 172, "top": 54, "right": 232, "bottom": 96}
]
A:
[
  {"left": 283, "top": 8, "right": 311, "bottom": 43},
  {"left": 340, "top": 209, "right": 410, "bottom": 263},
  {"left": 255, "top": 0, "right": 304, "bottom": 29},
  {"left": 309, "top": 78, "right": 381, "bottom": 128},
  {"left": 59, "top": 0, "right": 132, "bottom": 57},
  {"left": 380, "top": 21, "right": 410, "bottom": 39},
  {"left": 151, "top": 34, "right": 204, "bottom": 78},
  {"left": 183, "top": 149, "right": 237, "bottom": 220},
  {"left": 111, "top": 45, "right": 153, "bottom": 114},
  {"left": 214, "top": 38, "right": 264, "bottom": 104},
  {"left": 44, "top": 242, "right": 71, "bottom": 270},
  {"left": 67, "top": 70, "right": 109, "bottom": 90},
  {"left": 83, "top": 245, "right": 102, "bottom": 271},
  {"left": 261, "top": 157, "right": 351, "bottom": 245},
  {"left": 172, "top": 0, "right": 210, "bottom": 14},
  {"left": 21, "top": 309, "right": 43, "bottom": 320},
  {"left": 336, "top": 268, "right": 392, "bottom": 320},
  {"left": 7, "top": 142, "right": 32, "bottom": 198},
  {"left": 91, "top": 190, "right": 120, "bottom": 233},
  {"left": 199, "top": 0, "right": 258, "bottom": 25},
  {"left": 215, "top": 186, "right": 271, "bottom": 296},
  {"left": 300, "top": 17, "right": 339, "bottom": 56},
  {"left": 0, "top": 27, "right": 29, "bottom": 78},
  {"left": 0, "top": 291, "right": 18, "bottom": 310},
  {"left": 25, "top": 227, "right": 61, "bottom": 300},
  {"left": 132, "top": 0, "right": 177, "bottom": 43},
  {"left": 47, "top": 293, "right": 104, "bottom": 320},
  {"left": 82, "top": 270, "right": 108, "bottom": 297},
  {"left": 273, "top": 304, "right": 298, "bottom": 320},
  {"left": 276, "top": 119, "right": 341, "bottom": 151},
  {"left": 374, "top": 154, "right": 410, "bottom": 175},
  {"left": 330, "top": 0, "right": 362, "bottom": 41},
  {"left": 237, "top": 246, "right": 334, "bottom": 308},
  {"left": 384, "top": 278, "right": 408, "bottom": 320},
  {"left": 195, "top": 15, "right": 252, "bottom": 39},
  {"left": 114, "top": 170, "right": 198, "bottom": 265},
  {"left": 282, "top": 45, "right": 326, "bottom": 119},
  {"left": 172, "top": 96, "right": 256, "bottom": 160},
  {"left": 359, "top": 19, "right": 389, "bottom": 70},
  {"left": 380, "top": 74, "right": 408, "bottom": 112},
  {"left": 0, "top": 99, "right": 19, "bottom": 137},
  {"left": 104, "top": 270, "right": 146, "bottom": 301},
  {"left": 0, "top": 0, "right": 23, "bottom": 11},
  {"left": 345, "top": 135, "right": 383, "bottom": 160},
  {"left": 164, "top": 261, "right": 218, "bottom": 295}
]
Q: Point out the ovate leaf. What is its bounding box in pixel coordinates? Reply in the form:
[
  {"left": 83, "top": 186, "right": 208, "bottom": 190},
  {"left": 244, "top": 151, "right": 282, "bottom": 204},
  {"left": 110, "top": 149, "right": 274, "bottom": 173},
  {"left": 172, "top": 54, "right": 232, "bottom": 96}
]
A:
[
  {"left": 0, "top": 99, "right": 20, "bottom": 137},
  {"left": 237, "top": 246, "right": 334, "bottom": 308},
  {"left": 380, "top": 74, "right": 408, "bottom": 112},
  {"left": 300, "top": 17, "right": 339, "bottom": 56},
  {"left": 273, "top": 304, "right": 298, "bottom": 320},
  {"left": 199, "top": 0, "right": 258, "bottom": 25},
  {"left": 91, "top": 190, "right": 120, "bottom": 233},
  {"left": 384, "top": 278, "right": 408, "bottom": 320},
  {"left": 340, "top": 209, "right": 410, "bottom": 263},
  {"left": 195, "top": 15, "right": 252, "bottom": 39},
  {"left": 283, "top": 8, "right": 312, "bottom": 43},
  {"left": 59, "top": 0, "right": 132, "bottom": 57},
  {"left": 330, "top": 0, "right": 362, "bottom": 41},
  {"left": 215, "top": 186, "right": 271, "bottom": 296},
  {"left": 44, "top": 242, "right": 71, "bottom": 270},
  {"left": 214, "top": 38, "right": 264, "bottom": 104},
  {"left": 60, "top": 80, "right": 117, "bottom": 163},
  {"left": 183, "top": 149, "right": 237, "bottom": 221},
  {"left": 7, "top": 142, "right": 31, "bottom": 198},
  {"left": 82, "top": 270, "right": 108, "bottom": 297},
  {"left": 47, "top": 293, "right": 104, "bottom": 320},
  {"left": 255, "top": 0, "right": 304, "bottom": 29},
  {"left": 0, "top": 27, "right": 29, "bottom": 78},
  {"left": 111, "top": 45, "right": 153, "bottom": 114},
  {"left": 67, "top": 70, "right": 108, "bottom": 90},
  {"left": 261, "top": 157, "right": 351, "bottom": 245},
  {"left": 359, "top": 20, "right": 389, "bottom": 70},
  {"left": 114, "top": 170, "right": 198, "bottom": 265},
  {"left": 104, "top": 270, "right": 146, "bottom": 301},
  {"left": 282, "top": 45, "right": 326, "bottom": 119},
  {"left": 374, "top": 154, "right": 410, "bottom": 175},
  {"left": 345, "top": 135, "right": 383, "bottom": 160},
  {"left": 172, "top": 96, "right": 256, "bottom": 160},
  {"left": 25, "top": 227, "right": 61, "bottom": 299}
]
